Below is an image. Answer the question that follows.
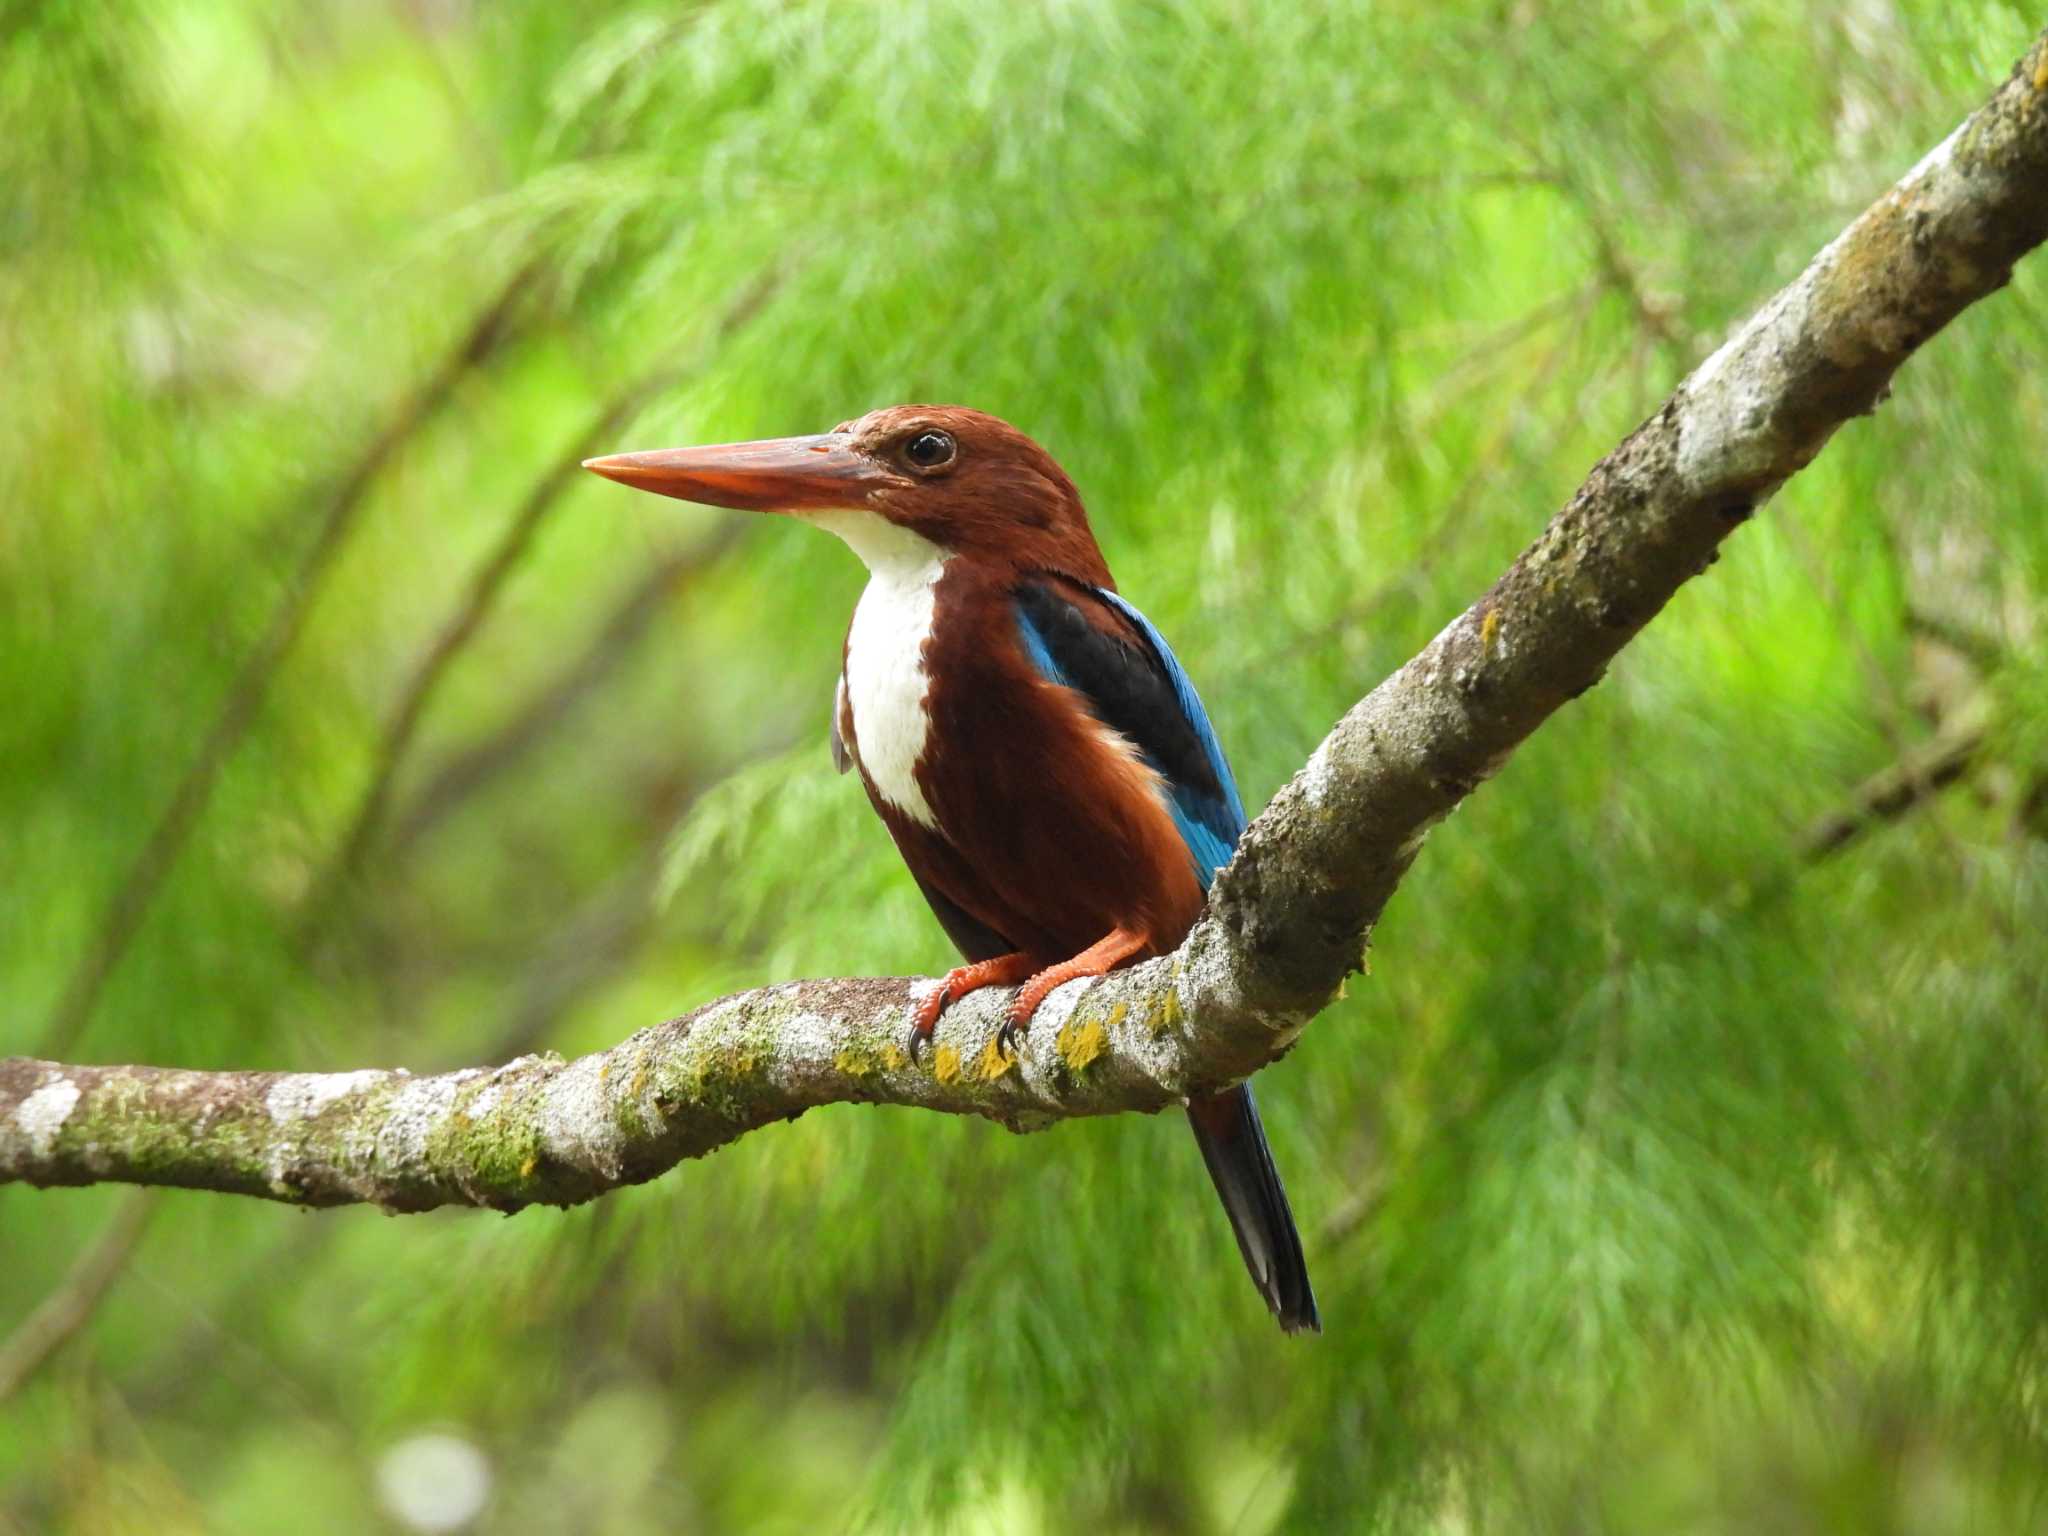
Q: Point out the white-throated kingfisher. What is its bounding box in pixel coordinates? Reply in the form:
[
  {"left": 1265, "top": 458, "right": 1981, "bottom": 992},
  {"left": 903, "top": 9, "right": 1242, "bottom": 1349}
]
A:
[{"left": 585, "top": 406, "right": 1319, "bottom": 1333}]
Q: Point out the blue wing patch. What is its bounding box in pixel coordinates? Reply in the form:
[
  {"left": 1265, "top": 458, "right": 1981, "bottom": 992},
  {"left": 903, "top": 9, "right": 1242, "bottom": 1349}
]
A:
[
  {"left": 1013, "top": 582, "right": 1247, "bottom": 889},
  {"left": 1094, "top": 589, "right": 1247, "bottom": 884}
]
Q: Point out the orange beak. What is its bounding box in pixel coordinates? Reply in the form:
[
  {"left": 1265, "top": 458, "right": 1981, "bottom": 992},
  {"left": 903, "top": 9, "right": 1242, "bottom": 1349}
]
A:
[{"left": 581, "top": 432, "right": 888, "bottom": 513}]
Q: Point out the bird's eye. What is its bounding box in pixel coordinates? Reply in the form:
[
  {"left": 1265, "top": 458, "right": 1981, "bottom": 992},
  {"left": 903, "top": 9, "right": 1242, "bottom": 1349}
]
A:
[{"left": 903, "top": 430, "right": 955, "bottom": 470}]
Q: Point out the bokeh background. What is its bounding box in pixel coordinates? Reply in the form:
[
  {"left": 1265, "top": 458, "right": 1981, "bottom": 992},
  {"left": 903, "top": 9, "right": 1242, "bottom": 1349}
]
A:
[{"left": 5, "top": 2, "right": 2047, "bottom": 1531}]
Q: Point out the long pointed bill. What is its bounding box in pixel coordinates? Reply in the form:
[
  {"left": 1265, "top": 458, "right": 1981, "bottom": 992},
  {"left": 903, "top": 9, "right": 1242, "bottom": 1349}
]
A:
[{"left": 581, "top": 433, "right": 887, "bottom": 513}]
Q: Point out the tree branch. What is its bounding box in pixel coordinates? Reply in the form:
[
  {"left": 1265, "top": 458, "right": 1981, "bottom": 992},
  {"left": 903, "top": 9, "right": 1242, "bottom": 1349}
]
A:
[{"left": 6, "top": 33, "right": 2046, "bottom": 1210}]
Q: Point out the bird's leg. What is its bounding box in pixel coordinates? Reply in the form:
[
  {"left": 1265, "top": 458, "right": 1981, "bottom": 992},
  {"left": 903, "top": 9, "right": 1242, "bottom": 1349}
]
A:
[
  {"left": 998, "top": 926, "right": 1151, "bottom": 1057},
  {"left": 908, "top": 952, "right": 1038, "bottom": 1062}
]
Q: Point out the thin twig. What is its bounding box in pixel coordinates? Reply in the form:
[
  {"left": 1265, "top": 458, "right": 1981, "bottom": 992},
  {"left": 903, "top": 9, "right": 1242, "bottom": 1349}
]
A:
[
  {"left": 313, "top": 268, "right": 781, "bottom": 903},
  {"left": 37, "top": 258, "right": 541, "bottom": 1060},
  {"left": 1904, "top": 602, "right": 2010, "bottom": 673},
  {"left": 487, "top": 770, "right": 706, "bottom": 1060},
  {"left": 1549, "top": 163, "right": 1685, "bottom": 351},
  {"left": 306, "top": 366, "right": 681, "bottom": 915},
  {"left": 387, "top": 522, "right": 746, "bottom": 859},
  {"left": 0, "top": 1190, "right": 154, "bottom": 1401},
  {"left": 1798, "top": 716, "right": 1990, "bottom": 862},
  {"left": 1231, "top": 283, "right": 1602, "bottom": 681}
]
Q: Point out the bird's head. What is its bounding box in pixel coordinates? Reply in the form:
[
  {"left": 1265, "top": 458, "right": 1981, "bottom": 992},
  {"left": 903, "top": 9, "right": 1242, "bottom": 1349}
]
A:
[{"left": 583, "top": 404, "right": 1111, "bottom": 585}]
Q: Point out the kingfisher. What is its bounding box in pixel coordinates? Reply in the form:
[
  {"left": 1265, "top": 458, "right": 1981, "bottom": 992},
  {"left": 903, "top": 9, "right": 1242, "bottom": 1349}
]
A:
[{"left": 584, "top": 406, "right": 1319, "bottom": 1333}]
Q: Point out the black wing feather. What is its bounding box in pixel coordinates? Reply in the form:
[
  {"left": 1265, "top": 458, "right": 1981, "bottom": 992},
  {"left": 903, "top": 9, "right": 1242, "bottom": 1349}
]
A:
[
  {"left": 1012, "top": 582, "right": 1222, "bottom": 797},
  {"left": 1013, "top": 580, "right": 1245, "bottom": 886}
]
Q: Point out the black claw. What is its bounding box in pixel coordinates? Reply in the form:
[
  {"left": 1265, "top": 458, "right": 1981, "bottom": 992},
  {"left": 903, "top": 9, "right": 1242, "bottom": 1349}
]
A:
[
  {"left": 996, "top": 1018, "right": 1024, "bottom": 1060},
  {"left": 906, "top": 1021, "right": 928, "bottom": 1065}
]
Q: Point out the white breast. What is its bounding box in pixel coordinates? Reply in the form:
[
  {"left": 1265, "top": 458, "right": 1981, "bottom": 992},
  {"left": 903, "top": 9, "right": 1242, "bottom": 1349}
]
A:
[{"left": 810, "top": 510, "right": 949, "bottom": 829}]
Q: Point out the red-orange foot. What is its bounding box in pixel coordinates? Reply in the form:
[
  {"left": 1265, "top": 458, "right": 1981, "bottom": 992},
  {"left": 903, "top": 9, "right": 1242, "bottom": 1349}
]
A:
[
  {"left": 996, "top": 926, "right": 1151, "bottom": 1058},
  {"left": 907, "top": 952, "right": 1037, "bottom": 1063}
]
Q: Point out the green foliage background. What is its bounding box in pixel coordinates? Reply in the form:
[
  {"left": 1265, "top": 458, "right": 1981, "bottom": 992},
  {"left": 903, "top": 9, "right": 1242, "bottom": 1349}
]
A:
[{"left": 4, "top": 2, "right": 2046, "bottom": 1531}]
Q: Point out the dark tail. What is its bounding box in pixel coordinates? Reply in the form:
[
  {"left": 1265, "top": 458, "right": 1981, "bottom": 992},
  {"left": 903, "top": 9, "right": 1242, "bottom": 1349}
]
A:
[{"left": 1186, "top": 1084, "right": 1321, "bottom": 1334}]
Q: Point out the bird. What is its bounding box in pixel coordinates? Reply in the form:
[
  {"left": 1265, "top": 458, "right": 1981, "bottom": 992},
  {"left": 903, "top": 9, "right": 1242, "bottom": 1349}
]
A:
[{"left": 584, "top": 405, "right": 1320, "bottom": 1333}]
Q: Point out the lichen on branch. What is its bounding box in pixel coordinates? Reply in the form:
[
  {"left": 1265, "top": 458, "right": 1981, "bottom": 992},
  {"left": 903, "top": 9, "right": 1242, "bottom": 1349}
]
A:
[{"left": 0, "top": 968, "right": 1258, "bottom": 1209}]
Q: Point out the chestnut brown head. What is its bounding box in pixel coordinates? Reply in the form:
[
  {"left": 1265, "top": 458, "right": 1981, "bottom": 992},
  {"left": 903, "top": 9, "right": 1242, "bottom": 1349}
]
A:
[{"left": 584, "top": 405, "right": 1110, "bottom": 584}]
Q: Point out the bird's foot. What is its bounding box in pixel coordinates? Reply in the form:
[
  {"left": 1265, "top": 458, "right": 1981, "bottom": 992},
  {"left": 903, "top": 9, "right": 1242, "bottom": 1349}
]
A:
[
  {"left": 906, "top": 953, "right": 1037, "bottom": 1064},
  {"left": 995, "top": 998, "right": 1032, "bottom": 1061},
  {"left": 905, "top": 987, "right": 948, "bottom": 1064},
  {"left": 994, "top": 970, "right": 1062, "bottom": 1058},
  {"left": 996, "top": 926, "right": 1152, "bottom": 1059}
]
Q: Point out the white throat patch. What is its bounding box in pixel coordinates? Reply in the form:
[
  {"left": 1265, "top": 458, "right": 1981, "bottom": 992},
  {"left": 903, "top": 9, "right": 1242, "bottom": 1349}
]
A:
[{"left": 808, "top": 509, "right": 949, "bottom": 828}]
